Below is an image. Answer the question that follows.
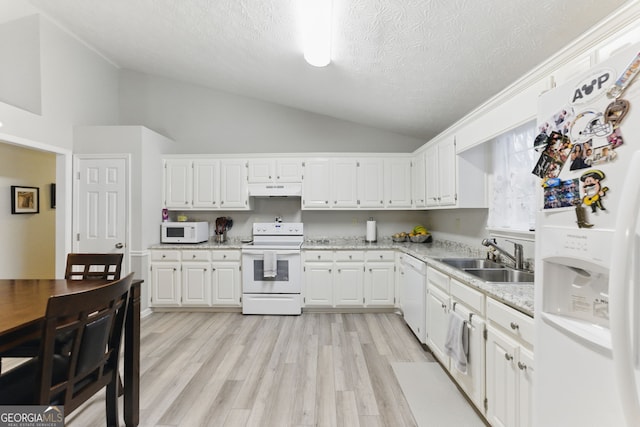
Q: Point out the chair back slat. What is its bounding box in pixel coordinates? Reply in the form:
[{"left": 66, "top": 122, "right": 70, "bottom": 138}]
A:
[{"left": 65, "top": 253, "right": 124, "bottom": 281}]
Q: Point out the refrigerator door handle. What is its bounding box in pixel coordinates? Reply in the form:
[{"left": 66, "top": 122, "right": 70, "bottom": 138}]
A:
[{"left": 610, "top": 150, "right": 640, "bottom": 426}]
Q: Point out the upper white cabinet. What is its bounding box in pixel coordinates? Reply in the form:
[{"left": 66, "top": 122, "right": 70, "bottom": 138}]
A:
[
  {"left": 358, "top": 158, "right": 385, "bottom": 208},
  {"left": 163, "top": 157, "right": 250, "bottom": 210},
  {"left": 247, "top": 158, "right": 302, "bottom": 183},
  {"left": 412, "top": 152, "right": 426, "bottom": 208},
  {"left": 302, "top": 156, "right": 412, "bottom": 210},
  {"left": 384, "top": 158, "right": 412, "bottom": 208},
  {"left": 425, "top": 138, "right": 456, "bottom": 207}
]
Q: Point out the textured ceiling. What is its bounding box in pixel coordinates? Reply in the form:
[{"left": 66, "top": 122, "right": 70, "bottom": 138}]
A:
[{"left": 29, "top": 0, "right": 628, "bottom": 141}]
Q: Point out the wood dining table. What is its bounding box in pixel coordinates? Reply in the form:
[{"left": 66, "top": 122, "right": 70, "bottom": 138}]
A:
[{"left": 0, "top": 278, "right": 142, "bottom": 427}]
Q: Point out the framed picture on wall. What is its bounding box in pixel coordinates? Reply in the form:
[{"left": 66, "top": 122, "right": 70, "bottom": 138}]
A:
[{"left": 11, "top": 186, "right": 40, "bottom": 214}]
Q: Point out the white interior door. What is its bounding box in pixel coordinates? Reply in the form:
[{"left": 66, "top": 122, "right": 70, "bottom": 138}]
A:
[{"left": 74, "top": 156, "right": 128, "bottom": 264}]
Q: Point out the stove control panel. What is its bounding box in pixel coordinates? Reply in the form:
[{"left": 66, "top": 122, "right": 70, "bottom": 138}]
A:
[{"left": 253, "top": 222, "right": 304, "bottom": 236}]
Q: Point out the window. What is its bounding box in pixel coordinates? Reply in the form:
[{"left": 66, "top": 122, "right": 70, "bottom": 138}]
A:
[{"left": 487, "top": 121, "right": 538, "bottom": 233}]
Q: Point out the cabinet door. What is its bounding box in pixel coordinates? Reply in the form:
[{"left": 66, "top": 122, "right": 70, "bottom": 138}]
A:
[
  {"left": 438, "top": 138, "right": 457, "bottom": 206},
  {"left": 358, "top": 158, "right": 384, "bottom": 208},
  {"left": 518, "top": 347, "right": 534, "bottom": 427},
  {"left": 247, "top": 159, "right": 274, "bottom": 183},
  {"left": 365, "top": 262, "right": 395, "bottom": 307},
  {"left": 302, "top": 159, "right": 331, "bottom": 209},
  {"left": 412, "top": 152, "right": 426, "bottom": 208},
  {"left": 332, "top": 158, "right": 358, "bottom": 208},
  {"left": 486, "top": 326, "right": 518, "bottom": 427},
  {"left": 212, "top": 262, "right": 241, "bottom": 306},
  {"left": 384, "top": 158, "right": 412, "bottom": 208},
  {"left": 150, "top": 262, "right": 181, "bottom": 306},
  {"left": 193, "top": 159, "right": 219, "bottom": 208},
  {"left": 276, "top": 159, "right": 303, "bottom": 182},
  {"left": 334, "top": 262, "right": 364, "bottom": 307},
  {"left": 220, "top": 159, "right": 248, "bottom": 209},
  {"left": 425, "top": 146, "right": 439, "bottom": 207},
  {"left": 304, "top": 262, "right": 334, "bottom": 306},
  {"left": 164, "top": 159, "right": 192, "bottom": 208},
  {"left": 426, "top": 284, "right": 449, "bottom": 365},
  {"left": 181, "top": 262, "right": 211, "bottom": 306}
]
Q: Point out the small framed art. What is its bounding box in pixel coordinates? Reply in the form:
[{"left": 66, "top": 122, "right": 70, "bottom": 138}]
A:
[{"left": 11, "top": 185, "right": 40, "bottom": 214}]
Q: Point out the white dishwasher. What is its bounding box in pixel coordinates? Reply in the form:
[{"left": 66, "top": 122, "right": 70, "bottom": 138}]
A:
[{"left": 400, "top": 254, "right": 427, "bottom": 343}]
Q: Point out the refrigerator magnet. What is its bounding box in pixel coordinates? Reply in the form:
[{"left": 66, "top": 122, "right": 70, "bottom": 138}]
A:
[{"left": 580, "top": 169, "right": 609, "bottom": 213}]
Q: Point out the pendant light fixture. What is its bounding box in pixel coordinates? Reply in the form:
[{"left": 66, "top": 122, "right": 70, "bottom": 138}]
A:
[{"left": 301, "top": 0, "right": 333, "bottom": 67}]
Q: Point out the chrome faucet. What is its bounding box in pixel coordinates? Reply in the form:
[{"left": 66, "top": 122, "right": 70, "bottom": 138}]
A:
[{"left": 482, "top": 238, "right": 524, "bottom": 270}]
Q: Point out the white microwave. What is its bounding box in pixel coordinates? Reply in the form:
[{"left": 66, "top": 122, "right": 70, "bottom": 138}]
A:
[{"left": 161, "top": 222, "right": 209, "bottom": 243}]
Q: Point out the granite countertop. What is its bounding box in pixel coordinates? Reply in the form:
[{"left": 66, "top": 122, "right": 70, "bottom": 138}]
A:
[
  {"left": 150, "top": 237, "right": 534, "bottom": 317},
  {"left": 302, "top": 238, "right": 534, "bottom": 317}
]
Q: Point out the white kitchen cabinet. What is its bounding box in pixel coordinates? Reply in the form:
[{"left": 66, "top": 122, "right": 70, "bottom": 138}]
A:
[
  {"left": 181, "top": 261, "right": 211, "bottom": 306},
  {"left": 425, "top": 138, "right": 456, "bottom": 207},
  {"left": 399, "top": 254, "right": 427, "bottom": 343},
  {"left": 303, "top": 261, "right": 334, "bottom": 306},
  {"left": 192, "top": 159, "right": 219, "bottom": 208},
  {"left": 150, "top": 249, "right": 242, "bottom": 308},
  {"left": 163, "top": 157, "right": 250, "bottom": 210},
  {"left": 358, "top": 158, "right": 385, "bottom": 208},
  {"left": 248, "top": 158, "right": 302, "bottom": 183},
  {"left": 412, "top": 152, "right": 426, "bottom": 208},
  {"left": 219, "top": 159, "right": 249, "bottom": 209},
  {"left": 332, "top": 158, "right": 358, "bottom": 208},
  {"left": 302, "top": 159, "right": 331, "bottom": 209},
  {"left": 334, "top": 260, "right": 365, "bottom": 307},
  {"left": 150, "top": 250, "right": 182, "bottom": 306},
  {"left": 426, "top": 281, "right": 450, "bottom": 365},
  {"left": 364, "top": 251, "right": 396, "bottom": 307},
  {"left": 485, "top": 297, "right": 534, "bottom": 427},
  {"left": 384, "top": 158, "right": 412, "bottom": 208},
  {"left": 164, "top": 159, "right": 192, "bottom": 209}
]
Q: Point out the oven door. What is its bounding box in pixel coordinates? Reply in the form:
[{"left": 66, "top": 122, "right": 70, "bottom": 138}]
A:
[{"left": 242, "top": 249, "right": 301, "bottom": 293}]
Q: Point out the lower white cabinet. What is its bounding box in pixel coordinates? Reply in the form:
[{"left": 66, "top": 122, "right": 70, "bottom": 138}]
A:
[
  {"left": 485, "top": 298, "right": 534, "bottom": 427},
  {"left": 303, "top": 250, "right": 395, "bottom": 308},
  {"left": 150, "top": 249, "right": 241, "bottom": 308},
  {"left": 426, "top": 282, "right": 450, "bottom": 365}
]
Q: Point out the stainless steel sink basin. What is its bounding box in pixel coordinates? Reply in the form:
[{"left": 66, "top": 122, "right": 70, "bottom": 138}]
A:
[
  {"left": 464, "top": 268, "right": 534, "bottom": 283},
  {"left": 439, "top": 258, "right": 504, "bottom": 269}
]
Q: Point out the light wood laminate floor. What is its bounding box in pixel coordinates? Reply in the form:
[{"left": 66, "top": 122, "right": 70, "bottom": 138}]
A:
[{"left": 65, "top": 312, "right": 436, "bottom": 426}]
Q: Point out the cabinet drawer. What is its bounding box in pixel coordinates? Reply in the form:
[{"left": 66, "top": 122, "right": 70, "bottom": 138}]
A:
[
  {"left": 487, "top": 297, "right": 534, "bottom": 347},
  {"left": 212, "top": 250, "right": 240, "bottom": 261},
  {"left": 182, "top": 250, "right": 211, "bottom": 261},
  {"left": 365, "top": 251, "right": 394, "bottom": 262},
  {"left": 450, "top": 278, "right": 484, "bottom": 315},
  {"left": 427, "top": 266, "right": 449, "bottom": 292},
  {"left": 304, "top": 251, "right": 334, "bottom": 262},
  {"left": 334, "top": 251, "right": 364, "bottom": 262},
  {"left": 151, "top": 250, "right": 181, "bottom": 262}
]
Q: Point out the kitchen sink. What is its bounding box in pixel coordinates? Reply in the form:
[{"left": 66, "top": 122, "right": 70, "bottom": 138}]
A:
[
  {"left": 438, "top": 258, "right": 504, "bottom": 269},
  {"left": 464, "top": 268, "right": 534, "bottom": 283}
]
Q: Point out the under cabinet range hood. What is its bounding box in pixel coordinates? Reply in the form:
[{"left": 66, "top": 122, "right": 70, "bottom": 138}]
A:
[{"left": 248, "top": 182, "right": 302, "bottom": 197}]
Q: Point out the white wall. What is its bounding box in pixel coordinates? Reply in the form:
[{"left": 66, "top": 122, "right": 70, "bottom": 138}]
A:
[
  {"left": 118, "top": 69, "right": 428, "bottom": 154},
  {"left": 0, "top": 143, "right": 56, "bottom": 278},
  {"left": 0, "top": 3, "right": 121, "bottom": 277}
]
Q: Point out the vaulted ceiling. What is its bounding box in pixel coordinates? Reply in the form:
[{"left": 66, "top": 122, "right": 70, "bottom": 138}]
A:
[{"left": 29, "top": 0, "right": 628, "bottom": 141}]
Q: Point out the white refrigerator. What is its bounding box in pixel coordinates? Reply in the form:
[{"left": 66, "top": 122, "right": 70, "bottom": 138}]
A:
[{"left": 534, "top": 43, "right": 640, "bottom": 426}]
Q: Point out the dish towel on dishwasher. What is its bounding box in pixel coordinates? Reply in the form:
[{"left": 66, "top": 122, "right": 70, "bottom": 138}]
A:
[
  {"left": 263, "top": 251, "right": 277, "bottom": 278},
  {"left": 445, "top": 310, "right": 469, "bottom": 374}
]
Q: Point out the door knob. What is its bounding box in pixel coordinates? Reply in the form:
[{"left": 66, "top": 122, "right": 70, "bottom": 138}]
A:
[{"left": 115, "top": 243, "right": 124, "bottom": 249}]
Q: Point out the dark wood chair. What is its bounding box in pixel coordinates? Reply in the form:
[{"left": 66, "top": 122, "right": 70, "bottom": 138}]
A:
[
  {"left": 0, "top": 253, "right": 125, "bottom": 374},
  {"left": 0, "top": 273, "right": 133, "bottom": 426},
  {"left": 65, "top": 253, "right": 124, "bottom": 281}
]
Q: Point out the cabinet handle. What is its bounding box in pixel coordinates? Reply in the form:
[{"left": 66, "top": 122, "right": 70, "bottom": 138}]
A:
[
  {"left": 338, "top": 269, "right": 341, "bottom": 273},
  {"left": 325, "top": 201, "right": 328, "bottom": 204},
  {"left": 277, "top": 176, "right": 280, "bottom": 179},
  {"left": 162, "top": 254, "right": 166, "bottom": 258},
  {"left": 334, "top": 201, "right": 337, "bottom": 204},
  {"left": 317, "top": 255, "right": 321, "bottom": 260},
  {"left": 223, "top": 254, "right": 227, "bottom": 259},
  {"left": 504, "top": 353, "right": 513, "bottom": 361},
  {"left": 380, "top": 200, "right": 383, "bottom": 204},
  {"left": 185, "top": 201, "right": 188, "bottom": 204},
  {"left": 389, "top": 200, "right": 392, "bottom": 204},
  {"left": 379, "top": 255, "right": 383, "bottom": 259},
  {"left": 349, "top": 255, "right": 352, "bottom": 259},
  {"left": 269, "top": 175, "right": 272, "bottom": 179},
  {"left": 329, "top": 269, "right": 332, "bottom": 273},
  {"left": 192, "top": 254, "right": 196, "bottom": 259},
  {"left": 518, "top": 361, "right": 527, "bottom": 371},
  {"left": 221, "top": 201, "right": 224, "bottom": 205},
  {"left": 212, "top": 268, "right": 216, "bottom": 271},
  {"left": 441, "top": 303, "right": 446, "bottom": 309},
  {"left": 510, "top": 322, "right": 519, "bottom": 330}
]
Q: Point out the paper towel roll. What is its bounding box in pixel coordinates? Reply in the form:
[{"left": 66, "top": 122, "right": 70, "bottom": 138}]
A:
[{"left": 366, "top": 219, "right": 377, "bottom": 242}]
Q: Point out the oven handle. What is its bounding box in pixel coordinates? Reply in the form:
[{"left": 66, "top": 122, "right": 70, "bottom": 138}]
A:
[{"left": 242, "top": 250, "right": 301, "bottom": 256}]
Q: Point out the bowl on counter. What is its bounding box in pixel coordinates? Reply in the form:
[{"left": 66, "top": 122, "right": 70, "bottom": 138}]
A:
[
  {"left": 391, "top": 235, "right": 408, "bottom": 242},
  {"left": 409, "top": 234, "right": 432, "bottom": 243}
]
